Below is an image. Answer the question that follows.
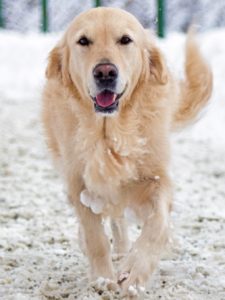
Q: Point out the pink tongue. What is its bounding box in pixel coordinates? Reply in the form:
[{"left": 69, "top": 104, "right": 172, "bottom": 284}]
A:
[{"left": 96, "top": 91, "right": 116, "bottom": 108}]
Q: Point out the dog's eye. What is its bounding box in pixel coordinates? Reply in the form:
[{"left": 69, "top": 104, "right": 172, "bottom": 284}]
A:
[
  {"left": 77, "top": 36, "right": 91, "bottom": 46},
  {"left": 119, "top": 35, "right": 133, "bottom": 45}
]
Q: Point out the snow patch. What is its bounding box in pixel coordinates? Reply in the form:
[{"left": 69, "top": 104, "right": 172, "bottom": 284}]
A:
[
  {"left": 128, "top": 285, "right": 138, "bottom": 296},
  {"left": 80, "top": 190, "right": 104, "bottom": 214}
]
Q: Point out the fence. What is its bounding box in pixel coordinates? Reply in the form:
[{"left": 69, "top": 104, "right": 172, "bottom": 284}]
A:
[{"left": 0, "top": 0, "right": 165, "bottom": 37}]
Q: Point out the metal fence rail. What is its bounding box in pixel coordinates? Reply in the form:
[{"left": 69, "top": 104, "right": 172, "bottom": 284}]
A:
[
  {"left": 0, "top": 0, "right": 4, "bottom": 28},
  {"left": 0, "top": 0, "right": 165, "bottom": 37},
  {"left": 157, "top": 0, "right": 165, "bottom": 37},
  {"left": 41, "top": 0, "right": 48, "bottom": 32}
]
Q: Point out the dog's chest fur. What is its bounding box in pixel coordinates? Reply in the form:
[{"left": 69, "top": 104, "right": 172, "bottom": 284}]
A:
[{"left": 75, "top": 117, "right": 149, "bottom": 200}]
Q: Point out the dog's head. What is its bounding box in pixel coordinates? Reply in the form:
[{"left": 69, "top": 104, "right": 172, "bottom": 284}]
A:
[{"left": 46, "top": 7, "right": 168, "bottom": 115}]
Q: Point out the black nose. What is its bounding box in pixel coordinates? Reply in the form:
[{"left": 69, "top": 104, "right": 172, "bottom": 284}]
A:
[{"left": 93, "top": 63, "right": 118, "bottom": 88}]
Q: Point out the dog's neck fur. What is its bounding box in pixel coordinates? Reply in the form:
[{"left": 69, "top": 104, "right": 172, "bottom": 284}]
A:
[{"left": 66, "top": 81, "right": 170, "bottom": 206}]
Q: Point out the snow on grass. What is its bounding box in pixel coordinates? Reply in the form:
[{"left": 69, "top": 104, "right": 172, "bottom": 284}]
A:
[{"left": 0, "top": 29, "right": 225, "bottom": 299}]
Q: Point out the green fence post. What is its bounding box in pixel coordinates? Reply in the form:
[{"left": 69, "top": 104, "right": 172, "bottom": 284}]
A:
[
  {"left": 41, "top": 0, "right": 48, "bottom": 32},
  {"left": 0, "top": 0, "right": 4, "bottom": 28},
  {"left": 95, "top": 0, "right": 101, "bottom": 7},
  {"left": 157, "top": 0, "right": 165, "bottom": 38}
]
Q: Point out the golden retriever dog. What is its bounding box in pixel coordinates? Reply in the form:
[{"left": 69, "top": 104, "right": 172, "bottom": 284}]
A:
[{"left": 42, "top": 7, "right": 212, "bottom": 297}]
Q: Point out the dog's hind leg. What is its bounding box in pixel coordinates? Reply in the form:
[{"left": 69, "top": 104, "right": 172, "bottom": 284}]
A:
[{"left": 111, "top": 217, "right": 130, "bottom": 260}]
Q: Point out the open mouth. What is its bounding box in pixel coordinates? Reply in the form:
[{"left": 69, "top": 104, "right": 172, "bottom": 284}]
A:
[{"left": 92, "top": 89, "right": 124, "bottom": 114}]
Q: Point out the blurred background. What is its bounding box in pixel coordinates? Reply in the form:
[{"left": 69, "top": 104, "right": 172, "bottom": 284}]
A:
[{"left": 1, "top": 0, "right": 225, "bottom": 34}]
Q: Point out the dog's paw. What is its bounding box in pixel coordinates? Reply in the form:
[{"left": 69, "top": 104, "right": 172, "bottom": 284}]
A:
[
  {"left": 127, "top": 284, "right": 145, "bottom": 298},
  {"left": 91, "top": 277, "right": 119, "bottom": 293},
  {"left": 117, "top": 251, "right": 149, "bottom": 297},
  {"left": 118, "top": 278, "right": 145, "bottom": 299}
]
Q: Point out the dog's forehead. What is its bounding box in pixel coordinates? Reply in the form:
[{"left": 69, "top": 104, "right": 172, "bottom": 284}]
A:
[{"left": 67, "top": 7, "right": 144, "bottom": 39}]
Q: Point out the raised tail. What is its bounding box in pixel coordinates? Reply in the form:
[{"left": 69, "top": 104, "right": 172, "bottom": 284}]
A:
[{"left": 173, "top": 31, "right": 213, "bottom": 130}]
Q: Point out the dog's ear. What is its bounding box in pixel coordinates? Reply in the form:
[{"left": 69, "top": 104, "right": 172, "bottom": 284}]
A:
[
  {"left": 46, "top": 39, "right": 72, "bottom": 87},
  {"left": 148, "top": 44, "right": 168, "bottom": 85}
]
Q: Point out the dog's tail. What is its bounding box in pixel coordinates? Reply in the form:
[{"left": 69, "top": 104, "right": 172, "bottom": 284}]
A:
[{"left": 172, "top": 31, "right": 213, "bottom": 130}]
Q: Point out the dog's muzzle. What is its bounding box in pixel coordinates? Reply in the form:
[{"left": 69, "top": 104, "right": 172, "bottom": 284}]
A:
[
  {"left": 91, "top": 63, "right": 120, "bottom": 114},
  {"left": 91, "top": 63, "right": 127, "bottom": 114}
]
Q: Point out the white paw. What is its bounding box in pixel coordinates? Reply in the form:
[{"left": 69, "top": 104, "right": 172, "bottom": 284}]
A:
[
  {"left": 122, "top": 282, "right": 145, "bottom": 298},
  {"left": 119, "top": 279, "right": 145, "bottom": 298},
  {"left": 91, "top": 277, "right": 118, "bottom": 293},
  {"left": 128, "top": 285, "right": 138, "bottom": 297},
  {"left": 117, "top": 251, "right": 150, "bottom": 296}
]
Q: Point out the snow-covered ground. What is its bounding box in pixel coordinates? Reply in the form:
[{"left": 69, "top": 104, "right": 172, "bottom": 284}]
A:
[{"left": 0, "top": 28, "right": 225, "bottom": 300}]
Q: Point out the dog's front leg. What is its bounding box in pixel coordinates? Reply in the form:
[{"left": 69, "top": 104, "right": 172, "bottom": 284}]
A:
[
  {"left": 69, "top": 186, "right": 114, "bottom": 281},
  {"left": 118, "top": 175, "right": 172, "bottom": 295}
]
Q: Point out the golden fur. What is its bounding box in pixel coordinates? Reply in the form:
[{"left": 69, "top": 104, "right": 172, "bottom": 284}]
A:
[{"left": 42, "top": 7, "right": 212, "bottom": 295}]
